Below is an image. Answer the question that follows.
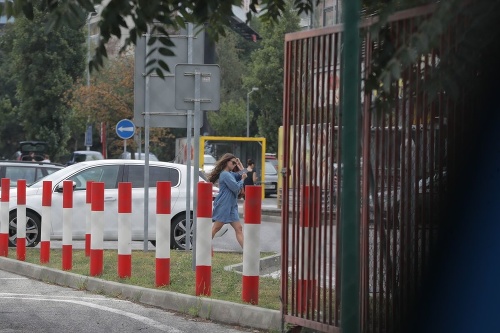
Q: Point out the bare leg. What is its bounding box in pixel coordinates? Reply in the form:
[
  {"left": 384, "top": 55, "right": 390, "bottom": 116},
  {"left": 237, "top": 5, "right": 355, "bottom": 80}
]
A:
[
  {"left": 212, "top": 221, "right": 224, "bottom": 238},
  {"left": 230, "top": 221, "right": 244, "bottom": 248}
]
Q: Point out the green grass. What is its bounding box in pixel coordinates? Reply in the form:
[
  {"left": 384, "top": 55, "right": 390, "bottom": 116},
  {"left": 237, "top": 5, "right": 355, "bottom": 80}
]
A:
[{"left": 6, "top": 248, "right": 282, "bottom": 310}]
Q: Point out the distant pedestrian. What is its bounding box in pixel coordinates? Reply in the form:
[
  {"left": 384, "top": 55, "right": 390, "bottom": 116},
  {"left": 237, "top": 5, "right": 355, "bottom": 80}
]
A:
[
  {"left": 42, "top": 154, "right": 50, "bottom": 162},
  {"left": 243, "top": 159, "right": 258, "bottom": 194},
  {"left": 208, "top": 153, "right": 247, "bottom": 248}
]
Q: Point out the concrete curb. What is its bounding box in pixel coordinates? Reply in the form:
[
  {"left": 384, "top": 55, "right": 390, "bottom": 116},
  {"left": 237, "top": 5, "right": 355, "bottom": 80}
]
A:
[{"left": 0, "top": 256, "right": 281, "bottom": 331}]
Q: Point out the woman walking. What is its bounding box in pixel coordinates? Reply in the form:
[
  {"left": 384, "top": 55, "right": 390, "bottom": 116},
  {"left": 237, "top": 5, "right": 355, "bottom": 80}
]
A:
[{"left": 208, "top": 153, "right": 247, "bottom": 248}]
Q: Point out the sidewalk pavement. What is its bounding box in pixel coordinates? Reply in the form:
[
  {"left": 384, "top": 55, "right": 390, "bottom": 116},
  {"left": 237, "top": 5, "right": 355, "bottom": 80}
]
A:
[{"left": 0, "top": 202, "right": 284, "bottom": 332}]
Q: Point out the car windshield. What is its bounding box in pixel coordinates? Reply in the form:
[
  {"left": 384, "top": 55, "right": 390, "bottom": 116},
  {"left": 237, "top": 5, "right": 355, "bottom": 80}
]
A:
[
  {"left": 265, "top": 161, "right": 277, "bottom": 175},
  {"left": 204, "top": 155, "right": 216, "bottom": 164},
  {"left": 29, "top": 163, "right": 83, "bottom": 188}
]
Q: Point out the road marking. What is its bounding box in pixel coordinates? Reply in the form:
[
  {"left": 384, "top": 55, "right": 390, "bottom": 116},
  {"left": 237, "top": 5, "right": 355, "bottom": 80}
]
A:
[{"left": 0, "top": 296, "right": 182, "bottom": 332}]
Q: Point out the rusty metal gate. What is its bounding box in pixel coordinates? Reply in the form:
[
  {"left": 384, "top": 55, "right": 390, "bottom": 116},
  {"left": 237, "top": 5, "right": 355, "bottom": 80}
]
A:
[{"left": 281, "top": 4, "right": 471, "bottom": 332}]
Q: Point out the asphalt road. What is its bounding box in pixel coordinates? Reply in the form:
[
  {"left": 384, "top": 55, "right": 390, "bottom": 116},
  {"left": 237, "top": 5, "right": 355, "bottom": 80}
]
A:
[{"left": 0, "top": 269, "right": 263, "bottom": 333}]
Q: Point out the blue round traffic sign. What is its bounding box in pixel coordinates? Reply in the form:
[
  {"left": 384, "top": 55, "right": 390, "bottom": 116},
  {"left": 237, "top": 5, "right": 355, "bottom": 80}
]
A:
[{"left": 116, "top": 119, "right": 136, "bottom": 140}]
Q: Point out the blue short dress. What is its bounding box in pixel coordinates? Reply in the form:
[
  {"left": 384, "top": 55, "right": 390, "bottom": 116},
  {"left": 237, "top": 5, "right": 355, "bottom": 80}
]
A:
[{"left": 212, "top": 171, "right": 243, "bottom": 223}]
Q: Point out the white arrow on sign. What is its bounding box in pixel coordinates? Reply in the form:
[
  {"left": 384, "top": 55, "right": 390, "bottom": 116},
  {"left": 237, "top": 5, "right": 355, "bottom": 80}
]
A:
[{"left": 118, "top": 126, "right": 134, "bottom": 132}]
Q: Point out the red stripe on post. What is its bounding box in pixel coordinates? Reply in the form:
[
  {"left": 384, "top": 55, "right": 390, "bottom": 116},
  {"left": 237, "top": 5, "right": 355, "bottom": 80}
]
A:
[
  {"left": 299, "top": 186, "right": 321, "bottom": 228},
  {"left": 197, "top": 182, "right": 212, "bottom": 218},
  {"left": 244, "top": 185, "right": 262, "bottom": 224},
  {"left": 16, "top": 238, "right": 26, "bottom": 261},
  {"left": 90, "top": 249, "right": 103, "bottom": 276},
  {"left": 242, "top": 275, "right": 260, "bottom": 305},
  {"left": 40, "top": 241, "right": 50, "bottom": 263},
  {"left": 1, "top": 178, "right": 9, "bottom": 202},
  {"left": 0, "top": 234, "right": 8, "bottom": 257},
  {"left": 86, "top": 181, "right": 93, "bottom": 204},
  {"left": 155, "top": 258, "right": 171, "bottom": 286},
  {"left": 91, "top": 183, "right": 104, "bottom": 211},
  {"left": 156, "top": 181, "right": 171, "bottom": 214},
  {"left": 42, "top": 181, "right": 52, "bottom": 206},
  {"left": 118, "top": 254, "right": 132, "bottom": 278},
  {"left": 118, "top": 182, "right": 132, "bottom": 213},
  {"left": 63, "top": 181, "right": 73, "bottom": 208},
  {"left": 195, "top": 265, "right": 212, "bottom": 296},
  {"left": 62, "top": 244, "right": 72, "bottom": 270},
  {"left": 17, "top": 180, "right": 26, "bottom": 205}
]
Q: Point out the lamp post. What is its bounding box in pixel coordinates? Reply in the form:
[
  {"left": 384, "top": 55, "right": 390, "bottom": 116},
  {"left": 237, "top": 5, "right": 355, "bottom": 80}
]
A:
[
  {"left": 246, "top": 87, "right": 259, "bottom": 137},
  {"left": 86, "top": 11, "right": 97, "bottom": 151}
]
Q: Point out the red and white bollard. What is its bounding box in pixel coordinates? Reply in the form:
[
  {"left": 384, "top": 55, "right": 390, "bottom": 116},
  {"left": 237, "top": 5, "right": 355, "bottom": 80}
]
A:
[
  {"left": 16, "top": 180, "right": 26, "bottom": 261},
  {"left": 90, "top": 182, "right": 104, "bottom": 276},
  {"left": 118, "top": 182, "right": 132, "bottom": 278},
  {"left": 297, "top": 185, "right": 320, "bottom": 313},
  {"left": 40, "top": 181, "right": 52, "bottom": 263},
  {"left": 62, "top": 180, "right": 73, "bottom": 270},
  {"left": 85, "top": 181, "right": 93, "bottom": 257},
  {"left": 242, "top": 185, "right": 262, "bottom": 305},
  {"left": 155, "top": 181, "right": 171, "bottom": 287},
  {"left": 0, "top": 178, "right": 10, "bottom": 256},
  {"left": 195, "top": 182, "right": 213, "bottom": 296}
]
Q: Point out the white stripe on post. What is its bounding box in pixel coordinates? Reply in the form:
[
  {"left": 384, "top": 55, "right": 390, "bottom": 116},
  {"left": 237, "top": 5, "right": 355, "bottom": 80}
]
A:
[
  {"left": 0, "top": 178, "right": 10, "bottom": 256},
  {"left": 242, "top": 185, "right": 262, "bottom": 305},
  {"left": 16, "top": 179, "right": 27, "bottom": 261},
  {"left": 156, "top": 181, "right": 171, "bottom": 287},
  {"left": 40, "top": 180, "right": 52, "bottom": 263},
  {"left": 297, "top": 185, "right": 320, "bottom": 314},
  {"left": 195, "top": 182, "right": 213, "bottom": 296},
  {"left": 118, "top": 182, "right": 132, "bottom": 278}
]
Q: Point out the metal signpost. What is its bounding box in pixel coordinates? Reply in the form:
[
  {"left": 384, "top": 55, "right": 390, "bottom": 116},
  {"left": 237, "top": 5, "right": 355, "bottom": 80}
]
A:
[{"left": 175, "top": 63, "right": 220, "bottom": 264}]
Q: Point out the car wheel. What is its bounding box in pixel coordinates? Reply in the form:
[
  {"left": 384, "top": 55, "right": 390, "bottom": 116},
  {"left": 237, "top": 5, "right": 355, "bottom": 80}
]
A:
[
  {"left": 171, "top": 213, "right": 193, "bottom": 250},
  {"left": 8, "top": 211, "right": 41, "bottom": 248}
]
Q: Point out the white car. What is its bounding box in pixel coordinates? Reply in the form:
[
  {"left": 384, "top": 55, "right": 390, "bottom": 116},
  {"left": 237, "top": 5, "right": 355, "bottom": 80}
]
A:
[
  {"left": 203, "top": 154, "right": 217, "bottom": 175},
  {"left": 7, "top": 159, "right": 218, "bottom": 250}
]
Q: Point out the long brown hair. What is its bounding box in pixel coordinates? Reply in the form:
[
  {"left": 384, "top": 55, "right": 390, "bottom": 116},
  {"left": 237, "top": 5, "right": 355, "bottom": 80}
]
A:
[{"left": 208, "top": 153, "right": 236, "bottom": 183}]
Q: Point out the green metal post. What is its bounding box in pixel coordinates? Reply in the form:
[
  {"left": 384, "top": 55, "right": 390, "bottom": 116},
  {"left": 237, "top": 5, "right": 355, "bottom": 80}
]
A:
[{"left": 340, "top": 1, "right": 361, "bottom": 333}]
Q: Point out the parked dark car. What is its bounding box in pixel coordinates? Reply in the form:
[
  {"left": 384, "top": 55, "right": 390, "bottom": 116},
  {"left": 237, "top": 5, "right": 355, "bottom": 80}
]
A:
[
  {"left": 0, "top": 161, "right": 64, "bottom": 187},
  {"left": 66, "top": 150, "right": 104, "bottom": 165},
  {"left": 11, "top": 141, "right": 49, "bottom": 162}
]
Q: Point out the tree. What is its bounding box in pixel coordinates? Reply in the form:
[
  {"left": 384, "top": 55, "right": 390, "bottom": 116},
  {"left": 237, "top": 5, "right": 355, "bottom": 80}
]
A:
[
  {"left": 244, "top": 2, "right": 301, "bottom": 152},
  {"left": 67, "top": 55, "right": 176, "bottom": 161},
  {"left": 0, "top": 0, "right": 317, "bottom": 76},
  {"left": 207, "top": 100, "right": 247, "bottom": 137},
  {"left": 0, "top": 7, "right": 86, "bottom": 161}
]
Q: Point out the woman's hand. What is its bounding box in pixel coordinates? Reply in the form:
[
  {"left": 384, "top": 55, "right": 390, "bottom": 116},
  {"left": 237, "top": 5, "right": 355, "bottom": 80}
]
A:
[
  {"left": 241, "top": 172, "right": 248, "bottom": 180},
  {"left": 236, "top": 158, "right": 244, "bottom": 171}
]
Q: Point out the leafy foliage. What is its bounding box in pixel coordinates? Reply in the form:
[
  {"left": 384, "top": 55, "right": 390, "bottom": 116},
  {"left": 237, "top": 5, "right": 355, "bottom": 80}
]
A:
[
  {"left": 207, "top": 99, "right": 247, "bottom": 137},
  {"left": 66, "top": 56, "right": 175, "bottom": 161},
  {"left": 244, "top": 1, "right": 301, "bottom": 152},
  {"left": 0, "top": 6, "right": 86, "bottom": 161},
  {"left": 0, "top": 0, "right": 319, "bottom": 76}
]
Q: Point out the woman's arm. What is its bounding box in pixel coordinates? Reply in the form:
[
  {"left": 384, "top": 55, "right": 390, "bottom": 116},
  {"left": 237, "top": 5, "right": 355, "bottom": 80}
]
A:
[
  {"left": 221, "top": 171, "right": 243, "bottom": 195},
  {"left": 252, "top": 170, "right": 258, "bottom": 183}
]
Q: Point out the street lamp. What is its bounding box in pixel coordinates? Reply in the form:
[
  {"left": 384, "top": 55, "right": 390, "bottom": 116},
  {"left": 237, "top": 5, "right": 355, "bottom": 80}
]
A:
[
  {"left": 246, "top": 87, "right": 259, "bottom": 137},
  {"left": 87, "top": 11, "right": 98, "bottom": 87}
]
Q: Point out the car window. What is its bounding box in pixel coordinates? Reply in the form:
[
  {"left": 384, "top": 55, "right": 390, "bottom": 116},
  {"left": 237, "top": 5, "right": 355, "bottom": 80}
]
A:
[
  {"left": 45, "top": 168, "right": 61, "bottom": 176},
  {"left": 204, "top": 155, "right": 216, "bottom": 164},
  {"left": 5, "top": 167, "right": 37, "bottom": 186},
  {"left": 66, "top": 165, "right": 120, "bottom": 190},
  {"left": 127, "top": 165, "right": 180, "bottom": 188},
  {"left": 264, "top": 161, "right": 277, "bottom": 175}
]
